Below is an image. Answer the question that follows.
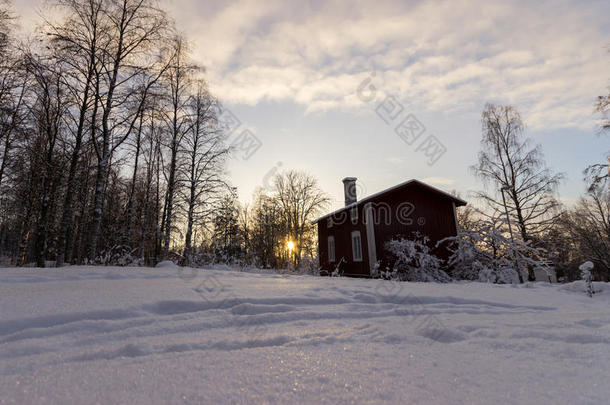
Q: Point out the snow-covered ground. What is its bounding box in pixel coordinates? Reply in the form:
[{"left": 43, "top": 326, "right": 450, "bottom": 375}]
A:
[{"left": 0, "top": 266, "right": 609, "bottom": 404}]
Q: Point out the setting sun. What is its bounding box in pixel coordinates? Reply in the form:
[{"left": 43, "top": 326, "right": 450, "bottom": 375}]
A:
[{"left": 287, "top": 241, "right": 295, "bottom": 251}]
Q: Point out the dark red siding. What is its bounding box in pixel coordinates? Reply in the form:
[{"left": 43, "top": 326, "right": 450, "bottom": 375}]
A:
[
  {"left": 317, "top": 182, "right": 461, "bottom": 277},
  {"left": 318, "top": 203, "right": 370, "bottom": 277}
]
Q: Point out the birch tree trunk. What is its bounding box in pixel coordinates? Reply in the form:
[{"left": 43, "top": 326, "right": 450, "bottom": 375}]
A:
[
  {"left": 54, "top": 1, "right": 101, "bottom": 266},
  {"left": 88, "top": 0, "right": 169, "bottom": 260}
]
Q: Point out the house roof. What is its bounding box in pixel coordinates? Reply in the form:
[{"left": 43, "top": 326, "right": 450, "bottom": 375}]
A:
[{"left": 313, "top": 179, "right": 467, "bottom": 224}]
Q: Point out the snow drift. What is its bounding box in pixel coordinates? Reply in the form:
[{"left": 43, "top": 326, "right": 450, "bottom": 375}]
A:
[{"left": 0, "top": 266, "right": 608, "bottom": 404}]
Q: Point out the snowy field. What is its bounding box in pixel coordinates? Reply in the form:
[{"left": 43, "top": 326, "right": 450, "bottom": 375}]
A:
[{"left": 0, "top": 266, "right": 609, "bottom": 404}]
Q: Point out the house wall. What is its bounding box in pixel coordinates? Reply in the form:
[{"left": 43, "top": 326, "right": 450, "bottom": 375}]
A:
[
  {"left": 369, "top": 184, "right": 458, "bottom": 271},
  {"left": 318, "top": 204, "right": 370, "bottom": 277},
  {"left": 318, "top": 183, "right": 460, "bottom": 277}
]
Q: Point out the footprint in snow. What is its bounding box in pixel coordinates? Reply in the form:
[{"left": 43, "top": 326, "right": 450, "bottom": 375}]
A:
[{"left": 417, "top": 327, "right": 469, "bottom": 343}]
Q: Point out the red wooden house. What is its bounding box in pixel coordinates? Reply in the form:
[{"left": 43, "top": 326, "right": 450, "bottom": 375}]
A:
[{"left": 314, "top": 178, "right": 467, "bottom": 277}]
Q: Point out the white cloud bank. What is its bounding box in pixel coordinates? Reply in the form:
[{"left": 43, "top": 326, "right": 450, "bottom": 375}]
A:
[{"left": 162, "top": 0, "right": 608, "bottom": 130}]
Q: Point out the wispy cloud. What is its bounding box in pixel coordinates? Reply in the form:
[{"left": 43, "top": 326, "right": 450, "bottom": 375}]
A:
[
  {"left": 422, "top": 177, "right": 455, "bottom": 187},
  {"left": 162, "top": 0, "right": 608, "bottom": 130},
  {"left": 385, "top": 157, "right": 405, "bottom": 164}
]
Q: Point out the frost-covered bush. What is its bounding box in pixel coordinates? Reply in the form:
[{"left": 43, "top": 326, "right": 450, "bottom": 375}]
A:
[
  {"left": 331, "top": 257, "right": 346, "bottom": 277},
  {"left": 181, "top": 247, "right": 215, "bottom": 268},
  {"left": 579, "top": 261, "right": 595, "bottom": 297},
  {"left": 478, "top": 265, "right": 520, "bottom": 284},
  {"left": 444, "top": 215, "right": 554, "bottom": 283},
  {"left": 442, "top": 231, "right": 484, "bottom": 280},
  {"left": 441, "top": 220, "right": 522, "bottom": 281},
  {"left": 297, "top": 255, "right": 321, "bottom": 276},
  {"left": 384, "top": 236, "right": 451, "bottom": 282},
  {"left": 94, "top": 245, "right": 142, "bottom": 267},
  {"left": 155, "top": 260, "right": 178, "bottom": 269}
]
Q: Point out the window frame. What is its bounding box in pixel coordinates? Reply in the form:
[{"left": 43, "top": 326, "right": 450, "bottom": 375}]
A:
[
  {"left": 351, "top": 231, "right": 363, "bottom": 262},
  {"left": 327, "top": 236, "right": 336, "bottom": 263}
]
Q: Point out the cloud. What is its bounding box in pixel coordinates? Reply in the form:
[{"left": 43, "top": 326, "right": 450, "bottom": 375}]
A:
[
  {"left": 13, "top": 0, "right": 600, "bottom": 131},
  {"left": 385, "top": 157, "right": 405, "bottom": 164},
  {"left": 422, "top": 177, "right": 455, "bottom": 187},
  {"left": 166, "top": 0, "right": 607, "bottom": 131}
]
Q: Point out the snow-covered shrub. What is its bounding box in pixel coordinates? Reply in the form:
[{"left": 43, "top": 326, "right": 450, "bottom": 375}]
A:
[
  {"left": 478, "top": 265, "right": 520, "bottom": 284},
  {"left": 478, "top": 267, "right": 494, "bottom": 283},
  {"left": 155, "top": 260, "right": 178, "bottom": 269},
  {"left": 579, "top": 261, "right": 595, "bottom": 297},
  {"left": 181, "top": 247, "right": 216, "bottom": 268},
  {"left": 442, "top": 232, "right": 485, "bottom": 280},
  {"left": 451, "top": 221, "right": 523, "bottom": 284},
  {"left": 331, "top": 257, "right": 346, "bottom": 277},
  {"left": 297, "top": 255, "right": 321, "bottom": 276},
  {"left": 94, "top": 245, "right": 142, "bottom": 267},
  {"left": 441, "top": 218, "right": 524, "bottom": 281},
  {"left": 444, "top": 214, "right": 555, "bottom": 283},
  {"left": 559, "top": 280, "right": 607, "bottom": 295},
  {"left": 385, "top": 236, "right": 451, "bottom": 282}
]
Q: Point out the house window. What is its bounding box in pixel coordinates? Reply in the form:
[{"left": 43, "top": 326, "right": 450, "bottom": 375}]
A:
[
  {"left": 328, "top": 236, "right": 335, "bottom": 262},
  {"left": 351, "top": 231, "right": 363, "bottom": 262}
]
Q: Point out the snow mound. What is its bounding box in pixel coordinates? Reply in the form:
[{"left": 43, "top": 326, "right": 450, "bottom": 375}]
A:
[
  {"left": 559, "top": 280, "right": 608, "bottom": 295},
  {"left": 0, "top": 266, "right": 609, "bottom": 404},
  {"left": 155, "top": 260, "right": 178, "bottom": 269}
]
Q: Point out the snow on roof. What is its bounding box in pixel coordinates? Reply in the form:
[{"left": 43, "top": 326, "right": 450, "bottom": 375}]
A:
[{"left": 313, "top": 179, "right": 467, "bottom": 224}]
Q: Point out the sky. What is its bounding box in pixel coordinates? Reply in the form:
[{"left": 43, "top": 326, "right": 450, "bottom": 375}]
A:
[{"left": 12, "top": 0, "right": 610, "bottom": 211}]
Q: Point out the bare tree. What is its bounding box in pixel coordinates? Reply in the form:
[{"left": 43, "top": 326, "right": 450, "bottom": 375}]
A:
[
  {"left": 596, "top": 89, "right": 610, "bottom": 133},
  {"left": 179, "top": 80, "right": 229, "bottom": 264},
  {"left": 0, "top": 0, "right": 237, "bottom": 267},
  {"left": 0, "top": 1, "right": 26, "bottom": 192},
  {"left": 585, "top": 84, "right": 610, "bottom": 190},
  {"left": 122, "top": 80, "right": 160, "bottom": 250},
  {"left": 0, "top": 0, "right": 13, "bottom": 55},
  {"left": 139, "top": 99, "right": 163, "bottom": 262},
  {"left": 273, "top": 170, "right": 330, "bottom": 267},
  {"left": 0, "top": 58, "right": 27, "bottom": 192},
  {"left": 45, "top": 0, "right": 106, "bottom": 266},
  {"left": 248, "top": 190, "right": 284, "bottom": 268},
  {"left": 211, "top": 193, "right": 242, "bottom": 264},
  {"left": 87, "top": 0, "right": 169, "bottom": 260},
  {"left": 238, "top": 202, "right": 252, "bottom": 264},
  {"left": 25, "top": 51, "right": 69, "bottom": 267},
  {"left": 159, "top": 35, "right": 198, "bottom": 259},
  {"left": 563, "top": 186, "right": 610, "bottom": 280},
  {"left": 472, "top": 104, "right": 563, "bottom": 280}
]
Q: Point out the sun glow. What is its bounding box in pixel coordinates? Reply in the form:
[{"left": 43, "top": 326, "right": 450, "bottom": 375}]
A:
[{"left": 287, "top": 241, "right": 295, "bottom": 252}]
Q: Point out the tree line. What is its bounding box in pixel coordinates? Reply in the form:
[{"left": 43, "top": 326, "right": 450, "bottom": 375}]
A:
[
  {"left": 376, "top": 101, "right": 608, "bottom": 284},
  {"left": 0, "top": 0, "right": 333, "bottom": 270},
  {"left": 0, "top": 0, "right": 236, "bottom": 267},
  {"left": 207, "top": 172, "right": 330, "bottom": 270},
  {"left": 450, "top": 102, "right": 609, "bottom": 282},
  {"left": 0, "top": 1, "right": 607, "bottom": 280}
]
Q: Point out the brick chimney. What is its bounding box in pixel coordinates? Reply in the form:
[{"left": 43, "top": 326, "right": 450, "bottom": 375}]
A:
[{"left": 342, "top": 177, "right": 358, "bottom": 206}]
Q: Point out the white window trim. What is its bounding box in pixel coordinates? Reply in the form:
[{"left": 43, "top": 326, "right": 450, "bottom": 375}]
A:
[
  {"left": 364, "top": 203, "right": 377, "bottom": 271},
  {"left": 328, "top": 236, "right": 336, "bottom": 263},
  {"left": 351, "top": 231, "right": 363, "bottom": 262}
]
